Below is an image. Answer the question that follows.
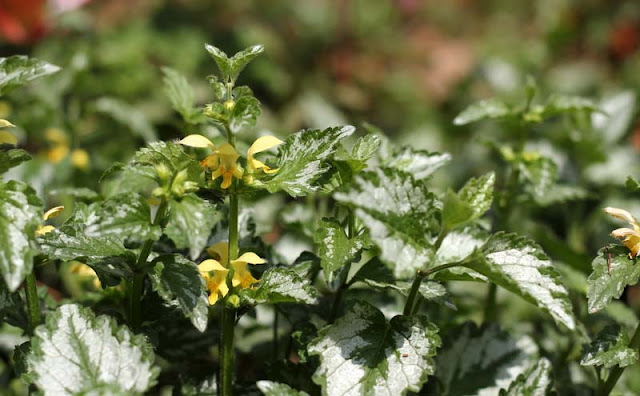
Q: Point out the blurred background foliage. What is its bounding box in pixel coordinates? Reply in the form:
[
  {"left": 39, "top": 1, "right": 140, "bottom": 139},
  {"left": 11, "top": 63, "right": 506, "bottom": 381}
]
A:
[{"left": 3, "top": 0, "right": 640, "bottom": 393}]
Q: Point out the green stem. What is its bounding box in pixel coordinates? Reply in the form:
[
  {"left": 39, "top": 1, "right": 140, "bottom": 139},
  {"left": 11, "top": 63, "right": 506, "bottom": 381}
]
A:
[
  {"left": 403, "top": 229, "right": 448, "bottom": 316},
  {"left": 598, "top": 322, "right": 640, "bottom": 396},
  {"left": 328, "top": 210, "right": 357, "bottom": 323},
  {"left": 483, "top": 283, "right": 497, "bottom": 322},
  {"left": 272, "top": 308, "right": 279, "bottom": 359},
  {"left": 24, "top": 271, "right": 40, "bottom": 334},
  {"left": 220, "top": 307, "right": 236, "bottom": 396},
  {"left": 129, "top": 199, "right": 168, "bottom": 328}
]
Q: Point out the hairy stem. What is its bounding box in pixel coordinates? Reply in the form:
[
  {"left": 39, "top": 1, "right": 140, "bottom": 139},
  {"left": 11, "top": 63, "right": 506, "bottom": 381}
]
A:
[
  {"left": 598, "top": 322, "right": 640, "bottom": 396},
  {"left": 129, "top": 199, "right": 168, "bottom": 328},
  {"left": 24, "top": 271, "right": 40, "bottom": 334}
]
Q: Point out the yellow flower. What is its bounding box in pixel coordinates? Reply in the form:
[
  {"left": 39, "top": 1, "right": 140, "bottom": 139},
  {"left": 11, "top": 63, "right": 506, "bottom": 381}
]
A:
[
  {"left": 247, "top": 136, "right": 283, "bottom": 174},
  {"left": 198, "top": 258, "right": 229, "bottom": 305},
  {"left": 206, "top": 241, "right": 266, "bottom": 289},
  {"left": 70, "top": 149, "right": 89, "bottom": 170},
  {"left": 35, "top": 206, "right": 64, "bottom": 236},
  {"left": 69, "top": 262, "right": 101, "bottom": 289},
  {"left": 604, "top": 207, "right": 640, "bottom": 258},
  {"left": 44, "top": 128, "right": 70, "bottom": 164},
  {"left": 179, "top": 134, "right": 282, "bottom": 188},
  {"left": 0, "top": 119, "right": 17, "bottom": 146}
]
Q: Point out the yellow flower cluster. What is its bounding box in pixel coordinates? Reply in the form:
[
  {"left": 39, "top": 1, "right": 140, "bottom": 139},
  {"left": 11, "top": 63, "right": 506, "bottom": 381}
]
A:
[
  {"left": 604, "top": 207, "right": 640, "bottom": 258},
  {"left": 179, "top": 134, "right": 283, "bottom": 189},
  {"left": 197, "top": 241, "right": 266, "bottom": 305},
  {"left": 44, "top": 128, "right": 89, "bottom": 170}
]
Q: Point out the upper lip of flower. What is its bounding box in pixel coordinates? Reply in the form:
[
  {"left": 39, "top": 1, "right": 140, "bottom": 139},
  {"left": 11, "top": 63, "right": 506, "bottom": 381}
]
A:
[
  {"left": 604, "top": 207, "right": 640, "bottom": 258},
  {"left": 35, "top": 206, "right": 64, "bottom": 236},
  {"left": 179, "top": 134, "right": 283, "bottom": 188}
]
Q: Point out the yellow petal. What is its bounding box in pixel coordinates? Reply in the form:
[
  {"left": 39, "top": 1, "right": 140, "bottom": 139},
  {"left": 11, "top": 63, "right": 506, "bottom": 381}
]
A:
[
  {"left": 44, "top": 128, "right": 69, "bottom": 145},
  {"left": 211, "top": 167, "right": 223, "bottom": 181},
  {"left": 220, "top": 172, "right": 233, "bottom": 189},
  {"left": 604, "top": 207, "right": 639, "bottom": 227},
  {"left": 247, "top": 136, "right": 284, "bottom": 157},
  {"left": 208, "top": 293, "right": 219, "bottom": 305},
  {"left": 232, "top": 166, "right": 244, "bottom": 179},
  {"left": 0, "top": 131, "right": 17, "bottom": 145},
  {"left": 35, "top": 225, "right": 56, "bottom": 236},
  {"left": 207, "top": 242, "right": 229, "bottom": 265},
  {"left": 46, "top": 145, "right": 70, "bottom": 164},
  {"left": 179, "top": 134, "right": 215, "bottom": 148},
  {"left": 0, "top": 119, "right": 15, "bottom": 128},
  {"left": 232, "top": 252, "right": 266, "bottom": 265},
  {"left": 218, "top": 280, "right": 229, "bottom": 297},
  {"left": 216, "top": 143, "right": 240, "bottom": 157},
  {"left": 70, "top": 149, "right": 89, "bottom": 170},
  {"left": 263, "top": 166, "right": 279, "bottom": 174},
  {"left": 43, "top": 206, "right": 64, "bottom": 220},
  {"left": 198, "top": 259, "right": 228, "bottom": 273}
]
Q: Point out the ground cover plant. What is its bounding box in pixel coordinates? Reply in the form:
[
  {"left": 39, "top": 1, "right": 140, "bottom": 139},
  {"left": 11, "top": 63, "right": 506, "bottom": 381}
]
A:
[{"left": 2, "top": 1, "right": 640, "bottom": 395}]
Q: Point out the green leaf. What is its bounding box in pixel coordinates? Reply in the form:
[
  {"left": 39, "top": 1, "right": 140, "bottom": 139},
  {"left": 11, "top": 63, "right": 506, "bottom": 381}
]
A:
[
  {"left": 0, "top": 180, "right": 42, "bottom": 291},
  {"left": 83, "top": 193, "right": 161, "bottom": 243},
  {"left": 308, "top": 300, "right": 441, "bottom": 396},
  {"left": 253, "top": 267, "right": 318, "bottom": 304},
  {"left": 165, "top": 194, "right": 219, "bottom": 259},
  {"left": 462, "top": 232, "right": 576, "bottom": 330},
  {"left": 149, "top": 254, "right": 209, "bottom": 332},
  {"left": 436, "top": 322, "right": 538, "bottom": 396},
  {"left": 0, "top": 147, "right": 30, "bottom": 175},
  {"left": 442, "top": 172, "right": 494, "bottom": 231},
  {"left": 38, "top": 227, "right": 135, "bottom": 286},
  {"left": 453, "top": 98, "right": 512, "bottom": 125},
  {"left": 581, "top": 325, "right": 639, "bottom": 369},
  {"left": 587, "top": 246, "right": 640, "bottom": 313},
  {"left": 334, "top": 168, "right": 439, "bottom": 278},
  {"left": 0, "top": 55, "right": 60, "bottom": 96},
  {"left": 384, "top": 147, "right": 451, "bottom": 180},
  {"left": 132, "top": 141, "right": 202, "bottom": 182},
  {"left": 499, "top": 358, "right": 553, "bottom": 396},
  {"left": 0, "top": 279, "right": 23, "bottom": 323},
  {"left": 517, "top": 155, "right": 558, "bottom": 199},
  {"left": 204, "top": 44, "right": 264, "bottom": 83},
  {"left": 533, "top": 185, "right": 589, "bottom": 206},
  {"left": 94, "top": 97, "right": 157, "bottom": 143},
  {"left": 542, "top": 94, "right": 599, "bottom": 117},
  {"left": 626, "top": 176, "right": 640, "bottom": 192},
  {"left": 257, "top": 381, "right": 310, "bottom": 396},
  {"left": 261, "top": 126, "right": 355, "bottom": 197},
  {"left": 27, "top": 304, "right": 159, "bottom": 395},
  {"left": 593, "top": 91, "right": 635, "bottom": 144},
  {"left": 162, "top": 67, "right": 202, "bottom": 124},
  {"left": 228, "top": 95, "right": 260, "bottom": 133},
  {"left": 314, "top": 218, "right": 372, "bottom": 282},
  {"left": 229, "top": 45, "right": 264, "bottom": 81}
]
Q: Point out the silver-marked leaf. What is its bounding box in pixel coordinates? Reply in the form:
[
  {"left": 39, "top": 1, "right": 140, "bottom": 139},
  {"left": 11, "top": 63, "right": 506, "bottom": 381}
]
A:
[
  {"left": 581, "top": 325, "right": 638, "bottom": 368},
  {"left": 542, "top": 94, "right": 598, "bottom": 117},
  {"left": 499, "top": 358, "right": 553, "bottom": 396},
  {"left": 228, "top": 95, "right": 260, "bottom": 133},
  {"left": 94, "top": 97, "right": 157, "bottom": 143},
  {"left": 83, "top": 193, "right": 161, "bottom": 243},
  {"left": 364, "top": 278, "right": 456, "bottom": 310},
  {"left": 314, "top": 218, "right": 372, "bottom": 282},
  {"left": 0, "top": 180, "right": 42, "bottom": 291},
  {"left": 229, "top": 45, "right": 264, "bottom": 81},
  {"left": 131, "top": 141, "right": 202, "bottom": 183},
  {"left": 0, "top": 55, "right": 60, "bottom": 96},
  {"left": 334, "top": 168, "right": 439, "bottom": 278},
  {"left": 204, "top": 44, "right": 232, "bottom": 80},
  {"left": 27, "top": 304, "right": 159, "bottom": 395},
  {"left": 38, "top": 228, "right": 135, "bottom": 286},
  {"left": 253, "top": 267, "right": 318, "bottom": 304},
  {"left": 462, "top": 232, "right": 576, "bottom": 330},
  {"left": 517, "top": 155, "right": 558, "bottom": 199},
  {"left": 593, "top": 91, "right": 635, "bottom": 144},
  {"left": 0, "top": 148, "right": 30, "bottom": 175},
  {"left": 309, "top": 300, "right": 441, "bottom": 396},
  {"left": 261, "top": 126, "right": 355, "bottom": 197},
  {"left": 165, "top": 194, "right": 219, "bottom": 259},
  {"left": 587, "top": 245, "right": 640, "bottom": 313},
  {"left": 149, "top": 254, "right": 209, "bottom": 332},
  {"left": 436, "top": 322, "right": 538, "bottom": 396},
  {"left": 384, "top": 147, "right": 451, "bottom": 180},
  {"left": 442, "top": 172, "right": 494, "bottom": 231},
  {"left": 257, "top": 381, "right": 310, "bottom": 396},
  {"left": 453, "top": 98, "right": 512, "bottom": 125},
  {"left": 162, "top": 67, "right": 202, "bottom": 124}
]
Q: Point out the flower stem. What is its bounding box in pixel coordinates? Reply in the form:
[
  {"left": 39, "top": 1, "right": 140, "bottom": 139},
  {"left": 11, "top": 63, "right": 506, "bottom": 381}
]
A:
[
  {"left": 483, "top": 283, "right": 497, "bottom": 322},
  {"left": 220, "top": 306, "right": 236, "bottom": 396},
  {"left": 129, "top": 199, "right": 168, "bottom": 328},
  {"left": 24, "top": 271, "right": 40, "bottom": 334},
  {"left": 598, "top": 322, "right": 640, "bottom": 396},
  {"left": 220, "top": 191, "right": 239, "bottom": 396}
]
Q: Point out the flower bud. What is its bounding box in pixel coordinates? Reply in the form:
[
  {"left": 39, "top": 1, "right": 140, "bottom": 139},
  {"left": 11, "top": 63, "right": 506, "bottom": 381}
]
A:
[{"left": 226, "top": 294, "right": 240, "bottom": 308}]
